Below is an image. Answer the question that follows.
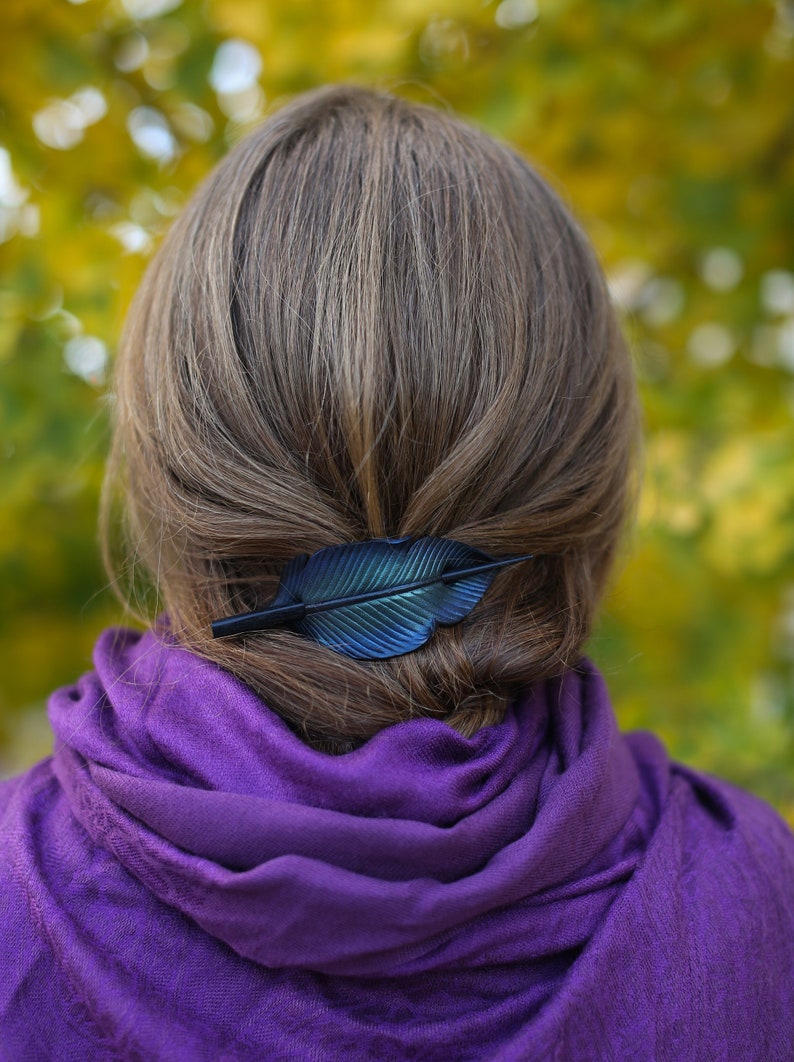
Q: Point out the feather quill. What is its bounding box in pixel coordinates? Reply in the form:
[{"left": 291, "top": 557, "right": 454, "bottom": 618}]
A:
[{"left": 211, "top": 537, "right": 532, "bottom": 660}]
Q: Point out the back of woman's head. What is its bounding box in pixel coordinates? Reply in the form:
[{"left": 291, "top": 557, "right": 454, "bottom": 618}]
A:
[{"left": 104, "top": 83, "right": 638, "bottom": 752}]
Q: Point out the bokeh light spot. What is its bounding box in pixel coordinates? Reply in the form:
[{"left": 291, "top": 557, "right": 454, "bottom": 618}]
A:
[
  {"left": 63, "top": 335, "right": 108, "bottom": 385},
  {"left": 699, "top": 247, "right": 743, "bottom": 292},
  {"left": 127, "top": 107, "right": 177, "bottom": 162},
  {"left": 419, "top": 20, "right": 470, "bottom": 64},
  {"left": 495, "top": 0, "right": 539, "bottom": 30},
  {"left": 209, "top": 39, "right": 263, "bottom": 95},
  {"left": 761, "top": 270, "right": 794, "bottom": 316},
  {"left": 33, "top": 88, "right": 107, "bottom": 151},
  {"left": 778, "top": 319, "right": 794, "bottom": 371},
  {"left": 110, "top": 221, "right": 153, "bottom": 254},
  {"left": 607, "top": 259, "right": 652, "bottom": 312},
  {"left": 640, "top": 277, "right": 685, "bottom": 327},
  {"left": 0, "top": 148, "right": 38, "bottom": 243},
  {"left": 687, "top": 322, "right": 735, "bottom": 367},
  {"left": 115, "top": 32, "right": 150, "bottom": 73},
  {"left": 120, "top": 0, "right": 183, "bottom": 20},
  {"left": 170, "top": 102, "right": 214, "bottom": 142}
]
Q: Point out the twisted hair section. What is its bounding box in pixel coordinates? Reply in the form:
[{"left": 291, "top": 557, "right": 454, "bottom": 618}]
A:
[{"left": 102, "top": 85, "right": 639, "bottom": 752}]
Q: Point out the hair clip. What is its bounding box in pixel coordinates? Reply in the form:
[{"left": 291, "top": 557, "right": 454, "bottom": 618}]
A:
[{"left": 211, "top": 537, "right": 533, "bottom": 660}]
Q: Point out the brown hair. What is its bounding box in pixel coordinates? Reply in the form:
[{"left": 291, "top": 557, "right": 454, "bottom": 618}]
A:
[{"left": 103, "top": 84, "right": 639, "bottom": 753}]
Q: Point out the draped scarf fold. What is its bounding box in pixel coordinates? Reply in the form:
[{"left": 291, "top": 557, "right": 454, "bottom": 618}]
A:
[{"left": 2, "top": 627, "right": 793, "bottom": 1060}]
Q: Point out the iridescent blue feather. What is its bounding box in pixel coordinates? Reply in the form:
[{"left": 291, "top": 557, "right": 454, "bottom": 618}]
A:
[
  {"left": 211, "top": 537, "right": 532, "bottom": 660},
  {"left": 275, "top": 538, "right": 496, "bottom": 659}
]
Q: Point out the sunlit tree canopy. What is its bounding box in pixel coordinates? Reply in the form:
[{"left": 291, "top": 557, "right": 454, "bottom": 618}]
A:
[{"left": 1, "top": 0, "right": 793, "bottom": 818}]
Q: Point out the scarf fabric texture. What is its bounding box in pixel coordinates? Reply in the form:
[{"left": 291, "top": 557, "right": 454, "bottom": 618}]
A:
[{"left": 1, "top": 627, "right": 793, "bottom": 1060}]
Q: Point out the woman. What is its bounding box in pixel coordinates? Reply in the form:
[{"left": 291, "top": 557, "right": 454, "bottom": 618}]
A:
[{"left": 2, "top": 85, "right": 792, "bottom": 1060}]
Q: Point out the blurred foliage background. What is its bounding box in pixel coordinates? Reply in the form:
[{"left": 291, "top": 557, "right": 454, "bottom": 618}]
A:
[{"left": 1, "top": 0, "right": 793, "bottom": 819}]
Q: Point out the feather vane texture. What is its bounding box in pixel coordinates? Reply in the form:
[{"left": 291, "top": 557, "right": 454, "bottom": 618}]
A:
[{"left": 211, "top": 537, "right": 532, "bottom": 660}]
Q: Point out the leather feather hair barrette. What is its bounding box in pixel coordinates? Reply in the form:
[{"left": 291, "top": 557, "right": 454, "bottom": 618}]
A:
[{"left": 211, "top": 536, "right": 533, "bottom": 660}]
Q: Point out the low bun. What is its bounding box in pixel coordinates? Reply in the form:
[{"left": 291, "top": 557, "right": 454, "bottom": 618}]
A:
[{"left": 103, "top": 84, "right": 639, "bottom": 752}]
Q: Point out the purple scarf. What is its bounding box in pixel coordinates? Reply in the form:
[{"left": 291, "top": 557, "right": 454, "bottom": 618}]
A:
[{"left": 2, "top": 627, "right": 793, "bottom": 1059}]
